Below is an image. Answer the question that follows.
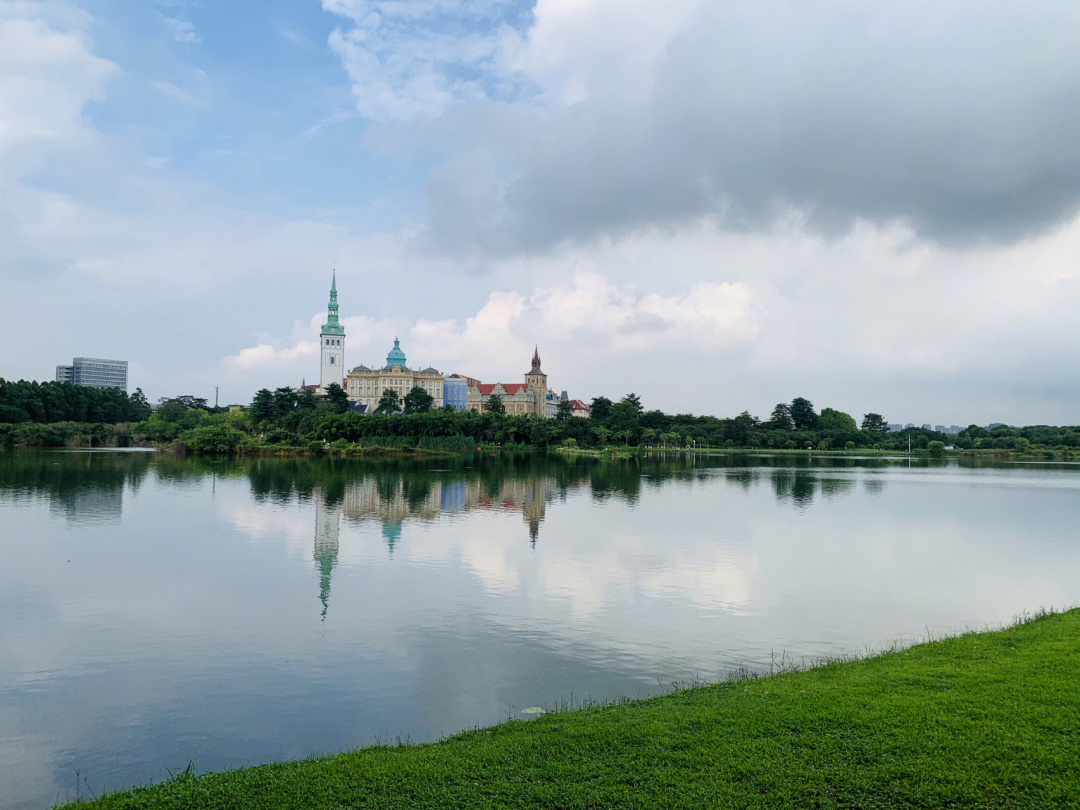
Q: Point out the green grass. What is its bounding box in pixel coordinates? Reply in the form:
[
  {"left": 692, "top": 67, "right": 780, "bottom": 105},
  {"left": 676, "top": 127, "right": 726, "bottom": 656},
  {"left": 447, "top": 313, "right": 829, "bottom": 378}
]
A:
[{"left": 69, "top": 610, "right": 1080, "bottom": 809}]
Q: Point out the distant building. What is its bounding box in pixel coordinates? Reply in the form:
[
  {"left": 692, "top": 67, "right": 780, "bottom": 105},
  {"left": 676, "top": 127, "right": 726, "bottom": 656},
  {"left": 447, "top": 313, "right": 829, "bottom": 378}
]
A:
[
  {"left": 934, "top": 425, "right": 946, "bottom": 433},
  {"left": 466, "top": 348, "right": 557, "bottom": 417},
  {"left": 345, "top": 339, "right": 443, "bottom": 411},
  {"left": 569, "top": 399, "right": 591, "bottom": 418},
  {"left": 887, "top": 423, "right": 904, "bottom": 432},
  {"left": 319, "top": 272, "right": 345, "bottom": 393},
  {"left": 55, "top": 357, "right": 127, "bottom": 391},
  {"left": 442, "top": 374, "right": 470, "bottom": 411}
]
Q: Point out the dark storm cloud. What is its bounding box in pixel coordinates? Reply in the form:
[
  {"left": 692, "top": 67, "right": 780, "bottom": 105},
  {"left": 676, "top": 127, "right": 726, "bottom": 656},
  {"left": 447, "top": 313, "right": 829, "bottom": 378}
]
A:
[{"left": 423, "top": 2, "right": 1080, "bottom": 255}]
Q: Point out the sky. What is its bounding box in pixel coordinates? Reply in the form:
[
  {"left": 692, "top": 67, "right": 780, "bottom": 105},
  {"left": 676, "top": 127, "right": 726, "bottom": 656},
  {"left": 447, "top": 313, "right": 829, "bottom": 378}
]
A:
[{"left": 2, "top": 0, "right": 1080, "bottom": 425}]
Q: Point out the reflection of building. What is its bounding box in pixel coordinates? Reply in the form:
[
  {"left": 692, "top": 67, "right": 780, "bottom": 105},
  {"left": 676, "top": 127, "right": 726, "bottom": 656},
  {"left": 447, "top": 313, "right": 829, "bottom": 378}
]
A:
[
  {"left": 345, "top": 339, "right": 443, "bottom": 412},
  {"left": 341, "top": 475, "right": 559, "bottom": 548},
  {"left": 55, "top": 357, "right": 128, "bottom": 391},
  {"left": 466, "top": 348, "right": 559, "bottom": 417},
  {"left": 313, "top": 497, "right": 340, "bottom": 618},
  {"left": 49, "top": 486, "right": 123, "bottom": 524}
]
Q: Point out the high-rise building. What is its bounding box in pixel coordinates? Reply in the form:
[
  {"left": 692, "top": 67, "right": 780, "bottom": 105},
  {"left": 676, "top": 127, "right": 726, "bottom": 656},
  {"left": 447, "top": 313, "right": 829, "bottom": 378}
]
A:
[
  {"left": 319, "top": 271, "right": 345, "bottom": 392},
  {"left": 55, "top": 357, "right": 127, "bottom": 391}
]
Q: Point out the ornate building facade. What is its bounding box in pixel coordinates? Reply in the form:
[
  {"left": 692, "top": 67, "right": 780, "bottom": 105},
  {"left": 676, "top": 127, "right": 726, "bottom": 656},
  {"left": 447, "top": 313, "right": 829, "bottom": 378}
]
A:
[
  {"left": 345, "top": 338, "right": 443, "bottom": 412},
  {"left": 465, "top": 348, "right": 559, "bottom": 417},
  {"left": 313, "top": 278, "right": 569, "bottom": 415}
]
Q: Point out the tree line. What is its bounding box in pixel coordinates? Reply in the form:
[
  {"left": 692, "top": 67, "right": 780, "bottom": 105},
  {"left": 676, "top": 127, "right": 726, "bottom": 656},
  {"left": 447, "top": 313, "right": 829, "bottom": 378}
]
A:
[
  {"left": 0, "top": 378, "right": 151, "bottom": 424},
  {"left": 3, "top": 378, "right": 1079, "bottom": 454}
]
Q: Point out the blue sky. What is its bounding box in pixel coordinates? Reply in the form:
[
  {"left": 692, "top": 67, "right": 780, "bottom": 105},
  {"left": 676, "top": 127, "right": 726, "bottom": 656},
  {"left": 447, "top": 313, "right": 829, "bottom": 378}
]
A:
[{"left": 3, "top": 1, "right": 1080, "bottom": 423}]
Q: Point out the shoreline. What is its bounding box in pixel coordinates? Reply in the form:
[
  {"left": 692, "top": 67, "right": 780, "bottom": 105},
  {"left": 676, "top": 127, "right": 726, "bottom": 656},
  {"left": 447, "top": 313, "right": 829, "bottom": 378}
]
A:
[{"left": 65, "top": 609, "right": 1080, "bottom": 809}]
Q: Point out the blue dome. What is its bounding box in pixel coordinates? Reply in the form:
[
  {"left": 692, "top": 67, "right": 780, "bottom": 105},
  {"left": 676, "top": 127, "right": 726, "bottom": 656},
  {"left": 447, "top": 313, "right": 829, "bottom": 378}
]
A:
[{"left": 386, "top": 338, "right": 407, "bottom": 368}]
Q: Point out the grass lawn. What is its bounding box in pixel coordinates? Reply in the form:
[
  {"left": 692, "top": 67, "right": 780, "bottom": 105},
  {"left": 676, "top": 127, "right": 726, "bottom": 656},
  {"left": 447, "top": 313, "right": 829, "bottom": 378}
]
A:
[{"left": 70, "top": 610, "right": 1080, "bottom": 809}]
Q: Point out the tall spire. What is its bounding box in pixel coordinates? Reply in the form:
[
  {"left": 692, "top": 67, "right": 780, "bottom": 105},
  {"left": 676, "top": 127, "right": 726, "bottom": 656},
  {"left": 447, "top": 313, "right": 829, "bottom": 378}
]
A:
[
  {"left": 321, "top": 269, "right": 344, "bottom": 336},
  {"left": 531, "top": 345, "right": 542, "bottom": 373}
]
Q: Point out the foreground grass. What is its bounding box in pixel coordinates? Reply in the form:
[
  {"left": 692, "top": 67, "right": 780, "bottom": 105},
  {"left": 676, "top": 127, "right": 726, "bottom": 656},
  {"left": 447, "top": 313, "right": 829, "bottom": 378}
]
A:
[{"left": 71, "top": 610, "right": 1079, "bottom": 809}]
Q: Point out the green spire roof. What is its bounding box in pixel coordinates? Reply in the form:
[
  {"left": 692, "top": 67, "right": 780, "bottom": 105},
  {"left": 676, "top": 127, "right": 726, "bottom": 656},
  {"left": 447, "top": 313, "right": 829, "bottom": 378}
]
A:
[
  {"left": 321, "top": 270, "right": 345, "bottom": 336},
  {"left": 386, "top": 337, "right": 407, "bottom": 368}
]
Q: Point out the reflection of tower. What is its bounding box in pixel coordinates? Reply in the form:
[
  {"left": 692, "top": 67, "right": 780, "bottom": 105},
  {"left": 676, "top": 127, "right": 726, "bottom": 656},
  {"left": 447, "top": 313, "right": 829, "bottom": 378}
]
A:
[
  {"left": 520, "top": 476, "right": 549, "bottom": 548},
  {"left": 382, "top": 521, "right": 402, "bottom": 554},
  {"left": 314, "top": 497, "right": 340, "bottom": 618}
]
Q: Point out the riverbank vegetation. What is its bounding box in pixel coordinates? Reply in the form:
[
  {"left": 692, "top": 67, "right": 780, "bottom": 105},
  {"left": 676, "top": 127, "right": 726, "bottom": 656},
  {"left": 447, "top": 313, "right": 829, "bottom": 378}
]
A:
[
  {"left": 67, "top": 608, "right": 1080, "bottom": 809},
  {"left": 2, "top": 378, "right": 1079, "bottom": 457}
]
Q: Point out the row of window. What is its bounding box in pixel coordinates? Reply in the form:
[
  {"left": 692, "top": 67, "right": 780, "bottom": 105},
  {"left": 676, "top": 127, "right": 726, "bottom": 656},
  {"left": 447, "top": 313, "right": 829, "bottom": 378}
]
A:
[{"left": 324, "top": 338, "right": 342, "bottom": 346}]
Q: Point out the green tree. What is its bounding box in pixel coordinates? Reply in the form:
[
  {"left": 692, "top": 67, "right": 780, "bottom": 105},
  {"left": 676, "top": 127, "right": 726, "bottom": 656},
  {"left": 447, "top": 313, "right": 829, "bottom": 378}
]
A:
[
  {"left": 769, "top": 402, "right": 793, "bottom": 430},
  {"left": 589, "top": 396, "right": 612, "bottom": 422},
  {"left": 861, "top": 412, "right": 887, "bottom": 433},
  {"left": 819, "top": 408, "right": 858, "bottom": 432},
  {"left": 555, "top": 398, "right": 573, "bottom": 421},
  {"left": 621, "top": 393, "right": 643, "bottom": 414},
  {"left": 272, "top": 387, "right": 297, "bottom": 419},
  {"left": 128, "top": 388, "right": 151, "bottom": 421},
  {"left": 376, "top": 388, "right": 401, "bottom": 414},
  {"left": 790, "top": 397, "right": 818, "bottom": 430},
  {"left": 610, "top": 398, "right": 641, "bottom": 439},
  {"left": 157, "top": 396, "right": 205, "bottom": 423},
  {"left": 182, "top": 424, "right": 245, "bottom": 453},
  {"left": 927, "top": 440, "right": 946, "bottom": 456},
  {"left": 403, "top": 386, "right": 434, "bottom": 414},
  {"left": 484, "top": 393, "right": 505, "bottom": 415},
  {"left": 323, "top": 383, "right": 350, "bottom": 414},
  {"left": 251, "top": 388, "right": 275, "bottom": 424},
  {"left": 296, "top": 389, "right": 318, "bottom": 410}
]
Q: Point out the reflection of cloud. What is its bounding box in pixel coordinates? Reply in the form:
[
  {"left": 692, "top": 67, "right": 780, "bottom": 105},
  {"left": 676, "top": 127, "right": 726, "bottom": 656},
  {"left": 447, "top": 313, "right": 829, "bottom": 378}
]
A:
[
  {"left": 640, "top": 551, "right": 757, "bottom": 612},
  {"left": 219, "top": 497, "right": 314, "bottom": 560}
]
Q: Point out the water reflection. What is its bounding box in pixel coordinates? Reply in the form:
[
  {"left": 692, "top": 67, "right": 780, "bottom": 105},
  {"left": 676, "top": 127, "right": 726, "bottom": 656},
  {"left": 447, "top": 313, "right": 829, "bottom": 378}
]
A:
[{"left": 2, "top": 450, "right": 1080, "bottom": 810}]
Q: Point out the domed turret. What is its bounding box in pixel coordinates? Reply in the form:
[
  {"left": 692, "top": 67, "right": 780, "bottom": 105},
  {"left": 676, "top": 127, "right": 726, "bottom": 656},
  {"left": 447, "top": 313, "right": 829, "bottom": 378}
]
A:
[{"left": 386, "top": 337, "right": 407, "bottom": 368}]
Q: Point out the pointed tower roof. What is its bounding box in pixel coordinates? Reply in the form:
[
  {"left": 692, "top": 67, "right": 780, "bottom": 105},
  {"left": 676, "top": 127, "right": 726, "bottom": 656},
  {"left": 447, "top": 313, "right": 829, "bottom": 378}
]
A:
[
  {"left": 322, "top": 270, "right": 345, "bottom": 337},
  {"left": 530, "top": 346, "right": 542, "bottom": 373}
]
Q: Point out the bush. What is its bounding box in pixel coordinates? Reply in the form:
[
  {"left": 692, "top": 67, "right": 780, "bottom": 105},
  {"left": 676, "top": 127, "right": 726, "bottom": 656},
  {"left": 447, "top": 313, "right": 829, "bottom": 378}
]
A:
[
  {"left": 927, "top": 440, "right": 946, "bottom": 456},
  {"left": 181, "top": 424, "right": 246, "bottom": 453}
]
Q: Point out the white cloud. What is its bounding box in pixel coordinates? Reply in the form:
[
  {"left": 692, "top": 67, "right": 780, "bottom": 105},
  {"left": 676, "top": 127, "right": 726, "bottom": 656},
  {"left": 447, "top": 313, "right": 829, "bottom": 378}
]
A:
[
  {"left": 323, "top": 0, "right": 527, "bottom": 121},
  {"left": 150, "top": 79, "right": 205, "bottom": 107},
  {"left": 160, "top": 13, "right": 199, "bottom": 44},
  {"left": 0, "top": 5, "right": 118, "bottom": 158}
]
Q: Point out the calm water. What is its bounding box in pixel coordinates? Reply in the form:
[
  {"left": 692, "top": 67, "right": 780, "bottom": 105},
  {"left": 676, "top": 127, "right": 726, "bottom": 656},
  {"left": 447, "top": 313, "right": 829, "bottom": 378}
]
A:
[{"left": 2, "top": 450, "right": 1079, "bottom": 808}]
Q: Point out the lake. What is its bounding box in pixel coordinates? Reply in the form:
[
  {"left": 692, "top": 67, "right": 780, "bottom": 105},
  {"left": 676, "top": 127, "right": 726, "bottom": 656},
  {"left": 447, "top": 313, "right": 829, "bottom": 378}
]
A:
[{"left": 2, "top": 450, "right": 1078, "bottom": 808}]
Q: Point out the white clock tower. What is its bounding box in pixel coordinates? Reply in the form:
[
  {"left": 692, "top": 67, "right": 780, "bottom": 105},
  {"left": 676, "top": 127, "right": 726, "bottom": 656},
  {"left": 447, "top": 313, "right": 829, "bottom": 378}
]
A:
[{"left": 319, "top": 271, "right": 345, "bottom": 392}]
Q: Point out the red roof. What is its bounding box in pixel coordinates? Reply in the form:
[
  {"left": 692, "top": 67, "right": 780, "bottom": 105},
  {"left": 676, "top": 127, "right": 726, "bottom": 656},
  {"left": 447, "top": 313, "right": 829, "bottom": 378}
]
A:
[
  {"left": 569, "top": 399, "right": 589, "bottom": 410},
  {"left": 477, "top": 382, "right": 528, "bottom": 396}
]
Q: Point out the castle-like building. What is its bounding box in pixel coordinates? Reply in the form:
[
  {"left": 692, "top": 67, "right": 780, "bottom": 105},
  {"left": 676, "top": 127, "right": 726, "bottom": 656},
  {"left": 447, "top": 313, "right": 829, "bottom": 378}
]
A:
[
  {"left": 312, "top": 274, "right": 564, "bottom": 416},
  {"left": 345, "top": 338, "right": 444, "bottom": 412},
  {"left": 465, "top": 348, "right": 559, "bottom": 417}
]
